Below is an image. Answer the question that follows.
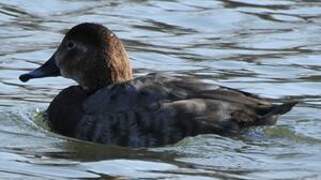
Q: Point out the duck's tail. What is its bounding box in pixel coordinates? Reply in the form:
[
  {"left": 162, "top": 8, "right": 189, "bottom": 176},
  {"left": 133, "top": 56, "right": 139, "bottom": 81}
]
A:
[
  {"left": 266, "top": 101, "right": 298, "bottom": 116},
  {"left": 258, "top": 101, "right": 298, "bottom": 125}
]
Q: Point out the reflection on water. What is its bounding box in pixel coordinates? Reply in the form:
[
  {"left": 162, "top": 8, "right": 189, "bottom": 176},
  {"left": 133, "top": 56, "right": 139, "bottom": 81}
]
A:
[{"left": 0, "top": 0, "right": 321, "bottom": 179}]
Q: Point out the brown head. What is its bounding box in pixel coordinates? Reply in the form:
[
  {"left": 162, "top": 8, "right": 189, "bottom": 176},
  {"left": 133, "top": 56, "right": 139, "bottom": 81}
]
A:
[{"left": 19, "top": 23, "right": 133, "bottom": 91}]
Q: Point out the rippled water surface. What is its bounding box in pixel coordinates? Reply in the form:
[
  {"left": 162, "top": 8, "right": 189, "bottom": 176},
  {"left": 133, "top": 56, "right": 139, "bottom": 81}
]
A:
[{"left": 1, "top": 0, "right": 321, "bottom": 179}]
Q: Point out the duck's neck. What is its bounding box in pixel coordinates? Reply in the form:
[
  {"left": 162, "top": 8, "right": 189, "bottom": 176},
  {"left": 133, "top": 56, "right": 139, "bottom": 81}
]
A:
[{"left": 105, "top": 33, "right": 133, "bottom": 85}]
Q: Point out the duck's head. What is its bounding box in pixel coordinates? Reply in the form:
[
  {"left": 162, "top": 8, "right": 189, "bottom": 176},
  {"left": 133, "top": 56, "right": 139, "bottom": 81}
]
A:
[{"left": 19, "top": 23, "right": 132, "bottom": 91}]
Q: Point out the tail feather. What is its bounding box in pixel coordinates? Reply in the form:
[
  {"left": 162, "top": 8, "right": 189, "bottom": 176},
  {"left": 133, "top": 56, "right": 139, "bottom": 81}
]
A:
[
  {"left": 264, "top": 101, "right": 298, "bottom": 117},
  {"left": 255, "top": 101, "right": 298, "bottom": 126}
]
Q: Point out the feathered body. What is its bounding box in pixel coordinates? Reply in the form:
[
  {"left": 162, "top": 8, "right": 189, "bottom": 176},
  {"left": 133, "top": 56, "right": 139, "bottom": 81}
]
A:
[{"left": 48, "top": 74, "right": 296, "bottom": 147}]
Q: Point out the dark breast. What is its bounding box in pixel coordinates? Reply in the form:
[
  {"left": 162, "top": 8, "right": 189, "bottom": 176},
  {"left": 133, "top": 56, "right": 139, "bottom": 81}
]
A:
[{"left": 72, "top": 80, "right": 196, "bottom": 147}]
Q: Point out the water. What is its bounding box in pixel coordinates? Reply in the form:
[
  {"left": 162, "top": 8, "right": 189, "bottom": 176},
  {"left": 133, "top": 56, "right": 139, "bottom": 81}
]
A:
[{"left": 0, "top": 0, "right": 321, "bottom": 179}]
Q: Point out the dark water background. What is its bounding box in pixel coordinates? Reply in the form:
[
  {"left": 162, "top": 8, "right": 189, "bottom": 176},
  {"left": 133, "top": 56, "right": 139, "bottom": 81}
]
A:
[{"left": 0, "top": 0, "right": 321, "bottom": 179}]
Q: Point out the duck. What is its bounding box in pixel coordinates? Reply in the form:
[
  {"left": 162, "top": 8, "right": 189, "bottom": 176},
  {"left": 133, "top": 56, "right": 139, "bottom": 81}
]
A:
[{"left": 19, "top": 23, "right": 297, "bottom": 147}]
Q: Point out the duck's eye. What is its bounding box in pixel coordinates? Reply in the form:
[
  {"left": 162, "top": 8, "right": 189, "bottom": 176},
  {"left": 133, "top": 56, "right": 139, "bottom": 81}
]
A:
[{"left": 67, "top": 41, "right": 75, "bottom": 49}]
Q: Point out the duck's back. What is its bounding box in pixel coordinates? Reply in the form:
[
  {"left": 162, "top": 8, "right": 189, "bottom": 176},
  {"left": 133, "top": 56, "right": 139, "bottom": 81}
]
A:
[{"left": 47, "top": 73, "right": 296, "bottom": 147}]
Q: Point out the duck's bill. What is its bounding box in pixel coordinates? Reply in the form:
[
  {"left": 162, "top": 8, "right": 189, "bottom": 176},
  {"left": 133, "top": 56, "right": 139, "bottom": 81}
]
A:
[{"left": 19, "top": 55, "right": 61, "bottom": 82}]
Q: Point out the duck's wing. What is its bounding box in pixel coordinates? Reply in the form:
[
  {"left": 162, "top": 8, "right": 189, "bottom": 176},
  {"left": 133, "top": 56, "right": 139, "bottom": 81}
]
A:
[
  {"left": 137, "top": 74, "right": 297, "bottom": 127},
  {"left": 133, "top": 73, "right": 295, "bottom": 107},
  {"left": 132, "top": 73, "right": 268, "bottom": 104},
  {"left": 131, "top": 73, "right": 297, "bottom": 129}
]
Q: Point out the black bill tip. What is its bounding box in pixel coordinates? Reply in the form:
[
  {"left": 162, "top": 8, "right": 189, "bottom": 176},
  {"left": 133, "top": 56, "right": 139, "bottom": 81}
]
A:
[
  {"left": 18, "top": 54, "right": 61, "bottom": 83},
  {"left": 19, "top": 73, "right": 32, "bottom": 82}
]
